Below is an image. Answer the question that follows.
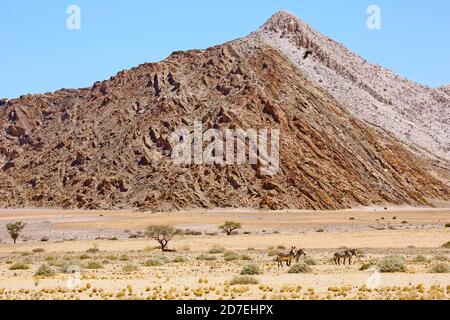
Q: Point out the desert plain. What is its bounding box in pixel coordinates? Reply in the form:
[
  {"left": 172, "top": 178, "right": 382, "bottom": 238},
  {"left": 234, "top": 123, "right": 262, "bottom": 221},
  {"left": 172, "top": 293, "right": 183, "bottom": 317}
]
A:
[{"left": 0, "top": 206, "right": 449, "bottom": 300}]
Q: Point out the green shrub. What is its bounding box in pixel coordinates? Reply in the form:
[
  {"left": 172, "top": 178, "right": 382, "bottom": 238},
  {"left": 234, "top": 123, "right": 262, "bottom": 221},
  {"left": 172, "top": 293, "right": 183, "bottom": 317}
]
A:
[
  {"left": 288, "top": 263, "right": 312, "bottom": 274},
  {"left": 9, "top": 262, "right": 30, "bottom": 270},
  {"left": 219, "top": 221, "right": 242, "bottom": 236},
  {"left": 223, "top": 251, "right": 239, "bottom": 261},
  {"left": 229, "top": 276, "right": 259, "bottom": 285},
  {"left": 429, "top": 262, "right": 450, "bottom": 273},
  {"left": 197, "top": 254, "right": 216, "bottom": 261},
  {"left": 209, "top": 246, "right": 225, "bottom": 254},
  {"left": 441, "top": 241, "right": 450, "bottom": 249},
  {"left": 378, "top": 255, "right": 407, "bottom": 273},
  {"left": 6, "top": 221, "right": 26, "bottom": 243},
  {"left": 146, "top": 225, "right": 176, "bottom": 251},
  {"left": 34, "top": 264, "right": 55, "bottom": 277},
  {"left": 240, "top": 264, "right": 262, "bottom": 275},
  {"left": 79, "top": 254, "right": 90, "bottom": 260}
]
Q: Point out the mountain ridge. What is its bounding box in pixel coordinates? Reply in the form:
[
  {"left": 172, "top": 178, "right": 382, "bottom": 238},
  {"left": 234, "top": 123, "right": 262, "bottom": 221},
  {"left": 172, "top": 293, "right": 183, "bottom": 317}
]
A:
[
  {"left": 0, "top": 12, "right": 449, "bottom": 211},
  {"left": 254, "top": 11, "right": 450, "bottom": 161}
]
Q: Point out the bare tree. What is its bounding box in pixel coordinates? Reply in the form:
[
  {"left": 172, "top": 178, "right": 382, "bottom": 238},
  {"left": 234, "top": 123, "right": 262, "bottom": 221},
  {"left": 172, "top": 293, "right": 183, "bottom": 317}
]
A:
[
  {"left": 145, "top": 225, "right": 176, "bottom": 251},
  {"left": 219, "top": 221, "right": 242, "bottom": 236},
  {"left": 6, "top": 221, "right": 26, "bottom": 244}
]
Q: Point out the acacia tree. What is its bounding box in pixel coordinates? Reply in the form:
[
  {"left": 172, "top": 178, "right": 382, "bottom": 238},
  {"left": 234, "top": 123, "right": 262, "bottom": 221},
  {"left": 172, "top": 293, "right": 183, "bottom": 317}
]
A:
[
  {"left": 6, "top": 221, "right": 26, "bottom": 244},
  {"left": 219, "top": 221, "right": 242, "bottom": 236},
  {"left": 145, "top": 225, "right": 176, "bottom": 251}
]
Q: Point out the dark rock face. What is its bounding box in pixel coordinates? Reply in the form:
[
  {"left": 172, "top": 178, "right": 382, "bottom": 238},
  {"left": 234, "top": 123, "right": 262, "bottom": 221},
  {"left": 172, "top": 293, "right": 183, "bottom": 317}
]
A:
[{"left": 0, "top": 28, "right": 448, "bottom": 211}]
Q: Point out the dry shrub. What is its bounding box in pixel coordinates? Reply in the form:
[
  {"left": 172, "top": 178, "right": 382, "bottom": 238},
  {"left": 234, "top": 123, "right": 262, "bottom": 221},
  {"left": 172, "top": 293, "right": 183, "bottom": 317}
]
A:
[
  {"left": 288, "top": 263, "right": 312, "bottom": 274},
  {"left": 240, "top": 264, "right": 262, "bottom": 275},
  {"left": 378, "top": 255, "right": 407, "bottom": 273},
  {"left": 230, "top": 276, "right": 259, "bottom": 285}
]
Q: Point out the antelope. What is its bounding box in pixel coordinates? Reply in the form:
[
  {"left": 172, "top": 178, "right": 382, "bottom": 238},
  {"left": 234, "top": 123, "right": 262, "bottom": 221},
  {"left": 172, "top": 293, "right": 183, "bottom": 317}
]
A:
[
  {"left": 334, "top": 249, "right": 358, "bottom": 265},
  {"left": 293, "top": 248, "right": 307, "bottom": 263},
  {"left": 276, "top": 247, "right": 296, "bottom": 267}
]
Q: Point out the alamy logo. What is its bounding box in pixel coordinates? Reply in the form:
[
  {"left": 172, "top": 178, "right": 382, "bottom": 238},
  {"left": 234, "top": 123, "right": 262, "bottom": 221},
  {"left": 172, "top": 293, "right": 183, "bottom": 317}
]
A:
[
  {"left": 367, "top": 5, "right": 382, "bottom": 30},
  {"left": 170, "top": 121, "right": 280, "bottom": 176},
  {"left": 66, "top": 5, "right": 81, "bottom": 30}
]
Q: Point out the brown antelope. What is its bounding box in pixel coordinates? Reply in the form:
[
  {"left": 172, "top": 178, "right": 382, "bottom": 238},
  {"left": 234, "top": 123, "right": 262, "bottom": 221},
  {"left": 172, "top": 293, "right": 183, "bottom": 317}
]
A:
[
  {"left": 276, "top": 247, "right": 296, "bottom": 267},
  {"left": 293, "top": 249, "right": 307, "bottom": 263},
  {"left": 334, "top": 249, "right": 358, "bottom": 265}
]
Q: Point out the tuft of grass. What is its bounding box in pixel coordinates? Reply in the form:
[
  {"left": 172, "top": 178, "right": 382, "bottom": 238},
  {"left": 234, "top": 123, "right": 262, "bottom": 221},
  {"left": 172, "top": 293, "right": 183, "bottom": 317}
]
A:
[
  {"left": 240, "top": 254, "right": 252, "bottom": 261},
  {"left": 360, "top": 263, "right": 377, "bottom": 271},
  {"left": 429, "top": 262, "right": 450, "bottom": 273},
  {"left": 412, "top": 255, "right": 428, "bottom": 263},
  {"left": 441, "top": 241, "right": 450, "bottom": 249},
  {"left": 288, "top": 263, "right": 312, "bottom": 274},
  {"left": 9, "top": 262, "right": 30, "bottom": 270},
  {"left": 84, "top": 261, "right": 103, "bottom": 270},
  {"left": 143, "top": 258, "right": 164, "bottom": 266},
  {"left": 229, "top": 276, "right": 259, "bottom": 285},
  {"left": 240, "top": 264, "right": 263, "bottom": 275},
  {"left": 172, "top": 256, "right": 187, "bottom": 263},
  {"left": 433, "top": 254, "right": 448, "bottom": 262},
  {"left": 378, "top": 255, "right": 407, "bottom": 273},
  {"left": 223, "top": 251, "right": 239, "bottom": 261},
  {"left": 197, "top": 254, "right": 217, "bottom": 261},
  {"left": 34, "top": 264, "right": 55, "bottom": 277},
  {"left": 86, "top": 246, "right": 100, "bottom": 254},
  {"left": 122, "top": 264, "right": 139, "bottom": 273},
  {"left": 209, "top": 245, "right": 225, "bottom": 254},
  {"left": 32, "top": 248, "right": 45, "bottom": 253}
]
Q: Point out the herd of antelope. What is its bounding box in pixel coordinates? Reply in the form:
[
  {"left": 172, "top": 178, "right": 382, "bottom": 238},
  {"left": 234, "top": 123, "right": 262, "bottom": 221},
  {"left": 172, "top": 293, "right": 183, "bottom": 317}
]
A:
[{"left": 275, "top": 247, "right": 359, "bottom": 267}]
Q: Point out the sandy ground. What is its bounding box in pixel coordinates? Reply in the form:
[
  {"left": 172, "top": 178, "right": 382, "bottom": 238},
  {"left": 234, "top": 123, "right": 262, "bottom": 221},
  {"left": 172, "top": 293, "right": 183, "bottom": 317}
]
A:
[{"left": 0, "top": 207, "right": 449, "bottom": 300}]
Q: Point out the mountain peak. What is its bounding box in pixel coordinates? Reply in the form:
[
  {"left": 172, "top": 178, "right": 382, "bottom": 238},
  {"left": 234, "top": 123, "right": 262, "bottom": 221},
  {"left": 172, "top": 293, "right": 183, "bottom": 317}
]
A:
[{"left": 261, "top": 10, "right": 310, "bottom": 34}]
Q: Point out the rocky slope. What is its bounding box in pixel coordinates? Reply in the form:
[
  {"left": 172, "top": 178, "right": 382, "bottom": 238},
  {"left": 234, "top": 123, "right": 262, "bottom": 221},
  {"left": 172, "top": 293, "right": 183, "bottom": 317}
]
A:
[
  {"left": 439, "top": 85, "right": 450, "bottom": 96},
  {"left": 255, "top": 11, "right": 450, "bottom": 161},
  {"left": 0, "top": 13, "right": 449, "bottom": 211}
]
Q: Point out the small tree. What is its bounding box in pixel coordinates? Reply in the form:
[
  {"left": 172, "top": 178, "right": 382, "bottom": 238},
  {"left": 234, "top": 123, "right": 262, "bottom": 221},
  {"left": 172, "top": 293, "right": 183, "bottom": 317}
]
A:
[
  {"left": 6, "top": 221, "right": 26, "bottom": 244},
  {"left": 145, "top": 225, "right": 176, "bottom": 251},
  {"left": 219, "top": 221, "right": 242, "bottom": 236}
]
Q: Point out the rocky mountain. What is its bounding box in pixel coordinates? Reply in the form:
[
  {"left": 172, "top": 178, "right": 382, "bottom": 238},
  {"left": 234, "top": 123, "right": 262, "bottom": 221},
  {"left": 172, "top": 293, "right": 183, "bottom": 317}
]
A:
[
  {"left": 439, "top": 84, "right": 450, "bottom": 96},
  {"left": 0, "top": 12, "right": 449, "bottom": 211},
  {"left": 255, "top": 11, "right": 450, "bottom": 161}
]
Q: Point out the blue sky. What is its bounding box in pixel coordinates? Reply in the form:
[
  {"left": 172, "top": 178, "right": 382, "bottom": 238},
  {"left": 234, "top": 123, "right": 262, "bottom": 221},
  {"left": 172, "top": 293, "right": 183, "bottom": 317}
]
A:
[{"left": 1, "top": 0, "right": 449, "bottom": 99}]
